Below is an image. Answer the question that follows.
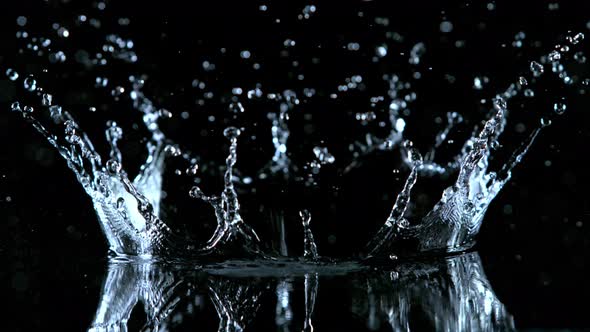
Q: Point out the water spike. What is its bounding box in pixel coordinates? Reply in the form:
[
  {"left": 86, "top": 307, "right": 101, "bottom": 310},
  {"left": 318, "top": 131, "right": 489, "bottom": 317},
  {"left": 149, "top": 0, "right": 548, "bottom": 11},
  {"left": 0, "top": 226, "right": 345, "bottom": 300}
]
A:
[{"left": 300, "top": 210, "right": 319, "bottom": 260}]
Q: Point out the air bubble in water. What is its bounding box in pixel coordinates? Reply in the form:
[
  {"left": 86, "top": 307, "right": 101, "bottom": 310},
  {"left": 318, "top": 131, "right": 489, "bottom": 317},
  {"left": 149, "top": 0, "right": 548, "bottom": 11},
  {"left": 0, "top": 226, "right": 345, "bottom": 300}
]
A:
[
  {"left": 553, "top": 102, "right": 566, "bottom": 115},
  {"left": 524, "top": 89, "right": 535, "bottom": 97},
  {"left": 518, "top": 76, "right": 528, "bottom": 86},
  {"left": 23, "top": 76, "right": 37, "bottom": 91},
  {"left": 6, "top": 68, "right": 19, "bottom": 81},
  {"left": 530, "top": 61, "right": 544, "bottom": 77},
  {"left": 23, "top": 106, "right": 33, "bottom": 113},
  {"left": 116, "top": 197, "right": 125, "bottom": 210}
]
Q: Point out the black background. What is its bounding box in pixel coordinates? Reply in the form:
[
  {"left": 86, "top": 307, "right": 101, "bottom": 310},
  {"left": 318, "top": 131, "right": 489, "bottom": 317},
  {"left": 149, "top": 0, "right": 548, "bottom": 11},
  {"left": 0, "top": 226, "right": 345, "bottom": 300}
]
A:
[{"left": 1, "top": 0, "right": 589, "bottom": 330}]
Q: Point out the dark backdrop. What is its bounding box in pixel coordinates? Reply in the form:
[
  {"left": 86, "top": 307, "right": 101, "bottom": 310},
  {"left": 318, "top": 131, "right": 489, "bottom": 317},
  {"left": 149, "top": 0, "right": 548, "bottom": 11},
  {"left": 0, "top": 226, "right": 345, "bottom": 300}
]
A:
[{"left": 1, "top": 0, "right": 589, "bottom": 330}]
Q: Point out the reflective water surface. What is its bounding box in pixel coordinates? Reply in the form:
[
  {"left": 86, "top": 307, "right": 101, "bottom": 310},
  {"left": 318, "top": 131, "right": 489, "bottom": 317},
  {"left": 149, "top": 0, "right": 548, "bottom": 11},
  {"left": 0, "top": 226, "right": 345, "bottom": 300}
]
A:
[{"left": 89, "top": 252, "right": 513, "bottom": 331}]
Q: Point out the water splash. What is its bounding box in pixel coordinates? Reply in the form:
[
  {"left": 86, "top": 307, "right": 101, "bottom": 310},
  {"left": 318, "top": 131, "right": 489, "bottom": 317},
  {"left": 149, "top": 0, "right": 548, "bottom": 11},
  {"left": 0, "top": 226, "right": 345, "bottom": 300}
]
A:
[{"left": 5, "top": 3, "right": 588, "bottom": 263}]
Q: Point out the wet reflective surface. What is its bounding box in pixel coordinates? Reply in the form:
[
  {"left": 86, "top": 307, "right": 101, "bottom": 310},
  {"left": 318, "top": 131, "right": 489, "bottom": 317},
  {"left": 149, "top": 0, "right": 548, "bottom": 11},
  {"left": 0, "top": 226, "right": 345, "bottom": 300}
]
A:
[{"left": 87, "top": 252, "right": 512, "bottom": 331}]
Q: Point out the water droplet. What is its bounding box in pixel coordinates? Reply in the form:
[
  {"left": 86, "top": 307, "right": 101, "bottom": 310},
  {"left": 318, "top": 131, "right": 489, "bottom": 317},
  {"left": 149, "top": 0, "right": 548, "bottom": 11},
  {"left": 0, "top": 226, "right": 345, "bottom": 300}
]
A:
[
  {"left": 540, "top": 118, "right": 552, "bottom": 127},
  {"left": 548, "top": 50, "right": 561, "bottom": 62},
  {"left": 10, "top": 102, "right": 21, "bottom": 112},
  {"left": 566, "top": 32, "right": 584, "bottom": 45},
  {"left": 473, "top": 76, "right": 489, "bottom": 90},
  {"left": 312, "top": 146, "right": 335, "bottom": 165},
  {"left": 553, "top": 102, "right": 566, "bottom": 115},
  {"left": 5, "top": 68, "right": 19, "bottom": 81},
  {"left": 301, "top": 5, "right": 317, "bottom": 19},
  {"left": 228, "top": 101, "right": 245, "bottom": 113},
  {"left": 23, "top": 105, "right": 34, "bottom": 113},
  {"left": 530, "top": 61, "right": 544, "bottom": 77},
  {"left": 164, "top": 145, "right": 182, "bottom": 157},
  {"left": 57, "top": 27, "right": 70, "bottom": 38},
  {"left": 189, "top": 186, "right": 203, "bottom": 199},
  {"left": 518, "top": 76, "right": 528, "bottom": 86},
  {"left": 524, "top": 89, "right": 535, "bottom": 97},
  {"left": 240, "top": 50, "right": 251, "bottom": 59},
  {"left": 493, "top": 97, "right": 507, "bottom": 111},
  {"left": 23, "top": 76, "right": 37, "bottom": 91},
  {"left": 186, "top": 164, "right": 199, "bottom": 175},
  {"left": 376, "top": 45, "right": 388, "bottom": 57},
  {"left": 48, "top": 105, "right": 63, "bottom": 121},
  {"left": 223, "top": 126, "right": 241, "bottom": 139},
  {"left": 48, "top": 51, "right": 66, "bottom": 63},
  {"left": 42, "top": 93, "right": 53, "bottom": 106},
  {"left": 440, "top": 21, "right": 453, "bottom": 33},
  {"left": 16, "top": 16, "right": 27, "bottom": 27}
]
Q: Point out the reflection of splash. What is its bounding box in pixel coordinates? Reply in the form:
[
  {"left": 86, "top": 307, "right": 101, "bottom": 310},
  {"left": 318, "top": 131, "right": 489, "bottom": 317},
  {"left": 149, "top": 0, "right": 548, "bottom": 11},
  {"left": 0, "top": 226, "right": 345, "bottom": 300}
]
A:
[
  {"left": 358, "top": 252, "right": 515, "bottom": 331},
  {"left": 88, "top": 252, "right": 513, "bottom": 331}
]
